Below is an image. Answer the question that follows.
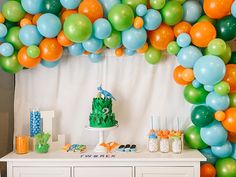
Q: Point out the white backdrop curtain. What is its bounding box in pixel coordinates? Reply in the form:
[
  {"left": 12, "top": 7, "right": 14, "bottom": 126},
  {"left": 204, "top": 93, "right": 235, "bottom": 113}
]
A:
[{"left": 14, "top": 51, "right": 191, "bottom": 145}]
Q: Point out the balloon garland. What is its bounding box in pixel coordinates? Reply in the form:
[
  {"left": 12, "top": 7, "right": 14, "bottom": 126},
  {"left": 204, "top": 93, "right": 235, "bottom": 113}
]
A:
[{"left": 0, "top": 0, "right": 236, "bottom": 176}]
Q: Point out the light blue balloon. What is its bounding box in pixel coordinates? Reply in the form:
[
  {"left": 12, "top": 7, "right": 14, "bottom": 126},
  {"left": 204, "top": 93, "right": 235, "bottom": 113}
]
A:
[
  {"left": 88, "top": 53, "right": 104, "bottom": 63},
  {"left": 200, "top": 148, "right": 218, "bottom": 164},
  {"left": 60, "top": 0, "right": 81, "bottom": 9},
  {"left": 93, "top": 18, "right": 112, "bottom": 40},
  {"left": 136, "top": 4, "right": 147, "bottom": 17},
  {"left": 37, "top": 13, "right": 62, "bottom": 38},
  {"left": 206, "top": 92, "right": 230, "bottom": 111},
  {"left": 19, "top": 25, "right": 43, "bottom": 46},
  {"left": 231, "top": 143, "right": 236, "bottom": 160},
  {"left": 21, "top": 0, "right": 43, "bottom": 14},
  {"left": 122, "top": 27, "right": 147, "bottom": 50},
  {"left": 192, "top": 79, "right": 202, "bottom": 88},
  {"left": 194, "top": 55, "right": 226, "bottom": 85},
  {"left": 0, "top": 23, "right": 7, "bottom": 38},
  {"left": 204, "top": 85, "right": 214, "bottom": 92},
  {"left": 183, "top": 0, "right": 202, "bottom": 23},
  {"left": 99, "top": 0, "right": 121, "bottom": 17},
  {"left": 68, "top": 43, "right": 84, "bottom": 56},
  {"left": 143, "top": 9, "right": 162, "bottom": 31},
  {"left": 82, "top": 36, "right": 103, "bottom": 53},
  {"left": 231, "top": 1, "right": 236, "bottom": 18},
  {"left": 0, "top": 43, "right": 14, "bottom": 57},
  {"left": 41, "top": 59, "right": 60, "bottom": 68},
  {"left": 125, "top": 48, "right": 135, "bottom": 56},
  {"left": 176, "top": 33, "right": 191, "bottom": 48},
  {"left": 177, "top": 45, "right": 202, "bottom": 68},
  {"left": 200, "top": 121, "right": 227, "bottom": 146},
  {"left": 211, "top": 141, "right": 233, "bottom": 158}
]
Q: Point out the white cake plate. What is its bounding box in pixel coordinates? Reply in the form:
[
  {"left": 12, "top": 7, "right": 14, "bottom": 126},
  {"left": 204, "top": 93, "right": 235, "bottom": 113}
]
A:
[{"left": 85, "top": 124, "right": 119, "bottom": 153}]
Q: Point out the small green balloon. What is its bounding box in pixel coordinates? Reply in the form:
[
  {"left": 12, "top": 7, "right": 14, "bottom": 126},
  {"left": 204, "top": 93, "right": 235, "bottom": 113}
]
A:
[
  {"left": 145, "top": 46, "right": 162, "bottom": 64},
  {"left": 161, "top": 1, "right": 183, "bottom": 26},
  {"left": 167, "top": 41, "right": 180, "bottom": 55},
  {"left": 64, "top": 14, "right": 92, "bottom": 43},
  {"left": 184, "top": 125, "right": 208, "bottom": 149},
  {"left": 104, "top": 30, "right": 121, "bottom": 49},
  {"left": 122, "top": 0, "right": 147, "bottom": 11},
  {"left": 214, "top": 81, "right": 230, "bottom": 96},
  {"left": 27, "top": 46, "right": 40, "bottom": 58},
  {"left": 197, "top": 15, "right": 216, "bottom": 25},
  {"left": 207, "top": 38, "right": 226, "bottom": 56},
  {"left": 229, "top": 51, "right": 236, "bottom": 64},
  {"left": 5, "top": 26, "right": 23, "bottom": 50},
  {"left": 184, "top": 84, "right": 208, "bottom": 104},
  {"left": 150, "top": 0, "right": 166, "bottom": 10},
  {"left": 43, "top": 0, "right": 62, "bottom": 15},
  {"left": 2, "top": 1, "right": 25, "bottom": 22},
  {"left": 108, "top": 4, "right": 134, "bottom": 31},
  {"left": 216, "top": 158, "right": 236, "bottom": 177},
  {"left": 229, "top": 93, "right": 236, "bottom": 107},
  {"left": 0, "top": 52, "right": 23, "bottom": 73}
]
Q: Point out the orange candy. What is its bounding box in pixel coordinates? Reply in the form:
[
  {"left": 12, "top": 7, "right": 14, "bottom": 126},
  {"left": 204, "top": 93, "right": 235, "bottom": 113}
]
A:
[
  {"left": 182, "top": 69, "right": 194, "bottom": 82},
  {"left": 134, "top": 17, "right": 144, "bottom": 29},
  {"left": 15, "top": 136, "right": 29, "bottom": 154},
  {"left": 39, "top": 38, "right": 63, "bottom": 62},
  {"left": 200, "top": 163, "right": 216, "bottom": 177},
  {"left": 190, "top": 21, "right": 216, "bottom": 48},
  {"left": 17, "top": 47, "right": 41, "bottom": 69},
  {"left": 57, "top": 31, "right": 73, "bottom": 47},
  {"left": 149, "top": 23, "right": 175, "bottom": 50},
  {"left": 137, "top": 43, "right": 148, "bottom": 54},
  {"left": 214, "top": 111, "right": 226, "bottom": 121},
  {"left": 174, "top": 21, "right": 192, "bottom": 37},
  {"left": 78, "top": 0, "right": 103, "bottom": 23},
  {"left": 0, "top": 12, "right": 5, "bottom": 23},
  {"left": 20, "top": 18, "right": 32, "bottom": 27},
  {"left": 224, "top": 64, "right": 236, "bottom": 93},
  {"left": 115, "top": 47, "right": 124, "bottom": 57},
  {"left": 222, "top": 108, "right": 236, "bottom": 133},
  {"left": 32, "top": 13, "right": 42, "bottom": 25},
  {"left": 173, "top": 65, "right": 191, "bottom": 85},
  {"left": 61, "top": 10, "right": 77, "bottom": 23}
]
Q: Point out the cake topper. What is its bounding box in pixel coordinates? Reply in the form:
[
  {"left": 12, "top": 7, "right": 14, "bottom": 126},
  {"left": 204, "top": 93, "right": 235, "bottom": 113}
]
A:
[{"left": 97, "top": 85, "right": 116, "bottom": 100}]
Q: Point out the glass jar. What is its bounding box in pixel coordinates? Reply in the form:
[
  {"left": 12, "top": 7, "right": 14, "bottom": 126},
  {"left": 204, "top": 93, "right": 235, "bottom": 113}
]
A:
[
  {"left": 30, "top": 108, "right": 42, "bottom": 137},
  {"left": 160, "top": 137, "right": 169, "bottom": 153},
  {"left": 148, "top": 133, "right": 158, "bottom": 152},
  {"left": 15, "top": 135, "right": 29, "bottom": 154},
  {"left": 172, "top": 137, "right": 182, "bottom": 154}
]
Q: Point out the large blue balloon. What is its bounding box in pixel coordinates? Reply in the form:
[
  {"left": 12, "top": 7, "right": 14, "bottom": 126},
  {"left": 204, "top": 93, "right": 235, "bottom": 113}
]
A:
[
  {"left": 183, "top": 0, "right": 202, "bottom": 23},
  {"left": 200, "top": 121, "right": 227, "bottom": 146},
  {"left": 19, "top": 25, "right": 43, "bottom": 46},
  {"left": 211, "top": 141, "right": 233, "bottom": 158},
  {"left": 231, "top": 1, "right": 236, "bottom": 18},
  {"left": 177, "top": 45, "right": 202, "bottom": 68},
  {"left": 0, "top": 24, "right": 7, "bottom": 38},
  {"left": 200, "top": 148, "right": 218, "bottom": 164},
  {"left": 21, "top": 0, "right": 43, "bottom": 14},
  {"left": 60, "top": 0, "right": 81, "bottom": 9},
  {"left": 88, "top": 53, "right": 104, "bottom": 63},
  {"left": 68, "top": 43, "right": 84, "bottom": 56},
  {"left": 206, "top": 92, "right": 230, "bottom": 111},
  {"left": 99, "top": 0, "right": 121, "bottom": 17},
  {"left": 37, "top": 13, "right": 62, "bottom": 38},
  {"left": 0, "top": 43, "right": 14, "bottom": 57},
  {"left": 41, "top": 59, "right": 60, "bottom": 68},
  {"left": 122, "top": 27, "right": 147, "bottom": 50},
  {"left": 93, "top": 18, "right": 112, "bottom": 40},
  {"left": 82, "top": 36, "right": 103, "bottom": 53},
  {"left": 143, "top": 9, "right": 162, "bottom": 30},
  {"left": 176, "top": 33, "right": 191, "bottom": 48},
  {"left": 194, "top": 55, "right": 226, "bottom": 85},
  {"left": 232, "top": 143, "right": 236, "bottom": 160}
]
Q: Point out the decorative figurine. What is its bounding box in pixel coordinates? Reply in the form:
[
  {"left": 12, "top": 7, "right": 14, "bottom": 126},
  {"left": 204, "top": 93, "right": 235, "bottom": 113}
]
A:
[{"left": 97, "top": 85, "right": 116, "bottom": 100}]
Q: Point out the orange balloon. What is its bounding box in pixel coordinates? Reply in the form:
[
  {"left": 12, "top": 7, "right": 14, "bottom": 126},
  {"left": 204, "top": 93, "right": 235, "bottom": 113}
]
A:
[
  {"left": 83, "top": 51, "right": 90, "bottom": 55},
  {"left": 32, "top": 13, "right": 42, "bottom": 25},
  {"left": 57, "top": 31, "right": 73, "bottom": 47},
  {"left": 134, "top": 17, "right": 144, "bottom": 29},
  {"left": 78, "top": 0, "right": 103, "bottom": 23},
  {"left": 115, "top": 47, "right": 124, "bottom": 57},
  {"left": 137, "top": 42, "right": 149, "bottom": 53},
  {"left": 17, "top": 47, "right": 41, "bottom": 69},
  {"left": 200, "top": 163, "right": 216, "bottom": 177},
  {"left": 228, "top": 131, "right": 236, "bottom": 142},
  {"left": 173, "top": 65, "right": 191, "bottom": 85},
  {"left": 182, "top": 69, "right": 195, "bottom": 82},
  {"left": 20, "top": 18, "right": 32, "bottom": 27},
  {"left": 61, "top": 10, "right": 77, "bottom": 23},
  {"left": 215, "top": 111, "right": 226, "bottom": 121},
  {"left": 190, "top": 21, "right": 216, "bottom": 48},
  {"left": 224, "top": 64, "right": 236, "bottom": 93},
  {"left": 0, "top": 13, "right": 5, "bottom": 23},
  {"left": 222, "top": 108, "right": 236, "bottom": 133},
  {"left": 149, "top": 23, "right": 175, "bottom": 50},
  {"left": 174, "top": 21, "right": 192, "bottom": 37},
  {"left": 203, "top": 0, "right": 233, "bottom": 19},
  {"left": 39, "top": 38, "right": 63, "bottom": 62},
  {"left": 24, "top": 14, "right": 33, "bottom": 20}
]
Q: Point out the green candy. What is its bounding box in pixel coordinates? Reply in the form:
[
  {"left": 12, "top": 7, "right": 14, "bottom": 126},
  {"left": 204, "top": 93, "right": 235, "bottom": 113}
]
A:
[
  {"left": 104, "top": 30, "right": 121, "bottom": 49},
  {"left": 0, "top": 52, "right": 23, "bottom": 73},
  {"left": 214, "top": 81, "right": 230, "bottom": 96},
  {"left": 27, "top": 46, "right": 40, "bottom": 58},
  {"left": 207, "top": 38, "right": 226, "bottom": 56},
  {"left": 42, "top": 0, "right": 62, "bottom": 15},
  {"left": 122, "top": 0, "right": 147, "bottom": 11},
  {"left": 150, "top": 0, "right": 166, "bottom": 10},
  {"left": 145, "top": 46, "right": 162, "bottom": 64},
  {"left": 229, "top": 93, "right": 236, "bottom": 107},
  {"left": 216, "top": 158, "right": 236, "bottom": 177},
  {"left": 184, "top": 84, "right": 208, "bottom": 104},
  {"left": 2, "top": 1, "right": 25, "bottom": 22},
  {"left": 5, "top": 26, "right": 23, "bottom": 50},
  {"left": 167, "top": 41, "right": 180, "bottom": 55}
]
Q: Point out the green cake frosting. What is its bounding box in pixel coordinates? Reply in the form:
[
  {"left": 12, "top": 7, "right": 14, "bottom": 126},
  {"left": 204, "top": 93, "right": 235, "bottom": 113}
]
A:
[{"left": 89, "top": 97, "right": 118, "bottom": 128}]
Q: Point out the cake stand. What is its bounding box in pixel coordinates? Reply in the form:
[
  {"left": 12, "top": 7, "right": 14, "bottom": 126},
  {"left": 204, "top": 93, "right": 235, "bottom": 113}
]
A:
[{"left": 85, "top": 124, "right": 119, "bottom": 153}]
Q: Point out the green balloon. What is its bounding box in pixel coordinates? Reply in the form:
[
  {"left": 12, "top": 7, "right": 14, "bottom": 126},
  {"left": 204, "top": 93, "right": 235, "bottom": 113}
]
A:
[
  {"left": 216, "top": 158, "right": 236, "bottom": 177},
  {"left": 150, "top": 0, "right": 166, "bottom": 10},
  {"left": 161, "top": 1, "right": 183, "bottom": 26},
  {"left": 214, "top": 81, "right": 230, "bottom": 96},
  {"left": 229, "top": 51, "right": 236, "bottom": 64},
  {"left": 104, "top": 30, "right": 121, "bottom": 49},
  {"left": 229, "top": 93, "right": 236, "bottom": 107},
  {"left": 207, "top": 38, "right": 226, "bottom": 56},
  {"left": 191, "top": 105, "right": 215, "bottom": 128},
  {"left": 122, "top": 0, "right": 147, "bottom": 11},
  {"left": 64, "top": 14, "right": 92, "bottom": 43},
  {"left": 27, "top": 45, "right": 40, "bottom": 58},
  {"left": 2, "top": 1, "right": 25, "bottom": 22},
  {"left": 173, "top": 0, "right": 186, "bottom": 4},
  {"left": 0, "top": 52, "right": 23, "bottom": 73},
  {"left": 184, "top": 126, "right": 208, "bottom": 149},
  {"left": 5, "top": 26, "right": 23, "bottom": 50},
  {"left": 184, "top": 84, "right": 208, "bottom": 104},
  {"left": 43, "top": 0, "right": 62, "bottom": 15},
  {"left": 197, "top": 15, "right": 216, "bottom": 25},
  {"left": 145, "top": 46, "right": 162, "bottom": 64},
  {"left": 167, "top": 41, "right": 180, "bottom": 55},
  {"left": 216, "top": 15, "right": 236, "bottom": 41},
  {"left": 108, "top": 4, "right": 134, "bottom": 31}
]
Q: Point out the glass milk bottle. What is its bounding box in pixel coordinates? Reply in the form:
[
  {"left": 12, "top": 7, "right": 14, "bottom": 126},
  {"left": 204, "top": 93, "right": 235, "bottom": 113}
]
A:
[
  {"left": 172, "top": 136, "right": 182, "bottom": 154},
  {"left": 160, "top": 136, "right": 170, "bottom": 153},
  {"left": 148, "top": 133, "right": 158, "bottom": 152}
]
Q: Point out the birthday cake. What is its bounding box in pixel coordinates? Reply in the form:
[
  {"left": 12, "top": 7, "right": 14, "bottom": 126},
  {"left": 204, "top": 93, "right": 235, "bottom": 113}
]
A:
[{"left": 89, "top": 86, "right": 118, "bottom": 128}]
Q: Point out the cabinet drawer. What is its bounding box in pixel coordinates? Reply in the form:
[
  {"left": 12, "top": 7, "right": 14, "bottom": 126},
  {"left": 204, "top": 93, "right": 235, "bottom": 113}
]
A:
[
  {"left": 136, "top": 167, "right": 194, "bottom": 177},
  {"left": 13, "top": 167, "right": 71, "bottom": 177},
  {"left": 74, "top": 167, "right": 132, "bottom": 177}
]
